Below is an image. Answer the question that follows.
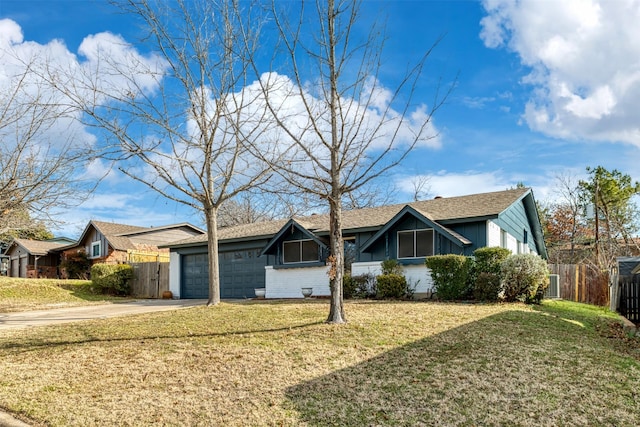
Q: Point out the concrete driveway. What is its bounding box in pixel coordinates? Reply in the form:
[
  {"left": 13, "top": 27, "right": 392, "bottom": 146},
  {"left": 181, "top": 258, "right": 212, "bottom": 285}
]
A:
[{"left": 0, "top": 299, "right": 207, "bottom": 331}]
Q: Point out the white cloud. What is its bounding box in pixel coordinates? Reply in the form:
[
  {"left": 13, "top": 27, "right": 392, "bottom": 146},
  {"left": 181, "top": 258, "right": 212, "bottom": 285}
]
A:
[
  {"left": 461, "top": 96, "right": 496, "bottom": 109},
  {"left": 480, "top": 0, "right": 640, "bottom": 146},
  {"left": 0, "top": 19, "right": 22, "bottom": 46}
]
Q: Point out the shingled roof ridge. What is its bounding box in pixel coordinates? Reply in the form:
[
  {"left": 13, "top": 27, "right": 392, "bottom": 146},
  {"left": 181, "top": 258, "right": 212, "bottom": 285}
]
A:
[{"left": 90, "top": 220, "right": 150, "bottom": 236}]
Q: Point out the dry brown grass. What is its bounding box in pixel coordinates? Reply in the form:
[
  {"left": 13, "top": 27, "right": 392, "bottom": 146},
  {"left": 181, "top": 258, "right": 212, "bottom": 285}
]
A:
[
  {"left": 0, "top": 299, "right": 638, "bottom": 426},
  {"left": 0, "top": 276, "right": 129, "bottom": 312}
]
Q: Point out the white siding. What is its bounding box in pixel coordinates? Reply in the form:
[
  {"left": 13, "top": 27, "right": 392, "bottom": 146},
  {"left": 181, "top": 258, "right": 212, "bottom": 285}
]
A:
[
  {"left": 506, "top": 233, "right": 518, "bottom": 254},
  {"left": 486, "top": 220, "right": 501, "bottom": 247},
  {"left": 169, "top": 252, "right": 181, "bottom": 298},
  {"left": 265, "top": 265, "right": 331, "bottom": 298},
  {"left": 351, "top": 261, "right": 434, "bottom": 297}
]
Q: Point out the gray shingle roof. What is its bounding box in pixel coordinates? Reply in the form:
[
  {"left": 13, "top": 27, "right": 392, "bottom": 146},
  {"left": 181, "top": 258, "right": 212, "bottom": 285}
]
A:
[
  {"left": 167, "top": 188, "right": 530, "bottom": 247},
  {"left": 11, "top": 239, "right": 68, "bottom": 256}
]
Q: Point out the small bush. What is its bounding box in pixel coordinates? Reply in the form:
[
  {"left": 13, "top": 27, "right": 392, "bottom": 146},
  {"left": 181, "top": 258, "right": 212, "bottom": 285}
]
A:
[
  {"left": 425, "top": 255, "right": 473, "bottom": 300},
  {"left": 376, "top": 274, "right": 410, "bottom": 299},
  {"left": 343, "top": 273, "right": 376, "bottom": 299},
  {"left": 474, "top": 272, "right": 501, "bottom": 301},
  {"left": 500, "top": 254, "right": 549, "bottom": 303},
  {"left": 380, "top": 259, "right": 403, "bottom": 276},
  {"left": 343, "top": 274, "right": 356, "bottom": 299},
  {"left": 91, "top": 264, "right": 133, "bottom": 296}
]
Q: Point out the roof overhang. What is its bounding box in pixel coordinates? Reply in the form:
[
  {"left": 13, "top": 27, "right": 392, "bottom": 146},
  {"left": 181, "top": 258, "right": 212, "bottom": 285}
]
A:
[
  {"left": 259, "top": 219, "right": 328, "bottom": 257},
  {"left": 360, "top": 205, "right": 472, "bottom": 253}
]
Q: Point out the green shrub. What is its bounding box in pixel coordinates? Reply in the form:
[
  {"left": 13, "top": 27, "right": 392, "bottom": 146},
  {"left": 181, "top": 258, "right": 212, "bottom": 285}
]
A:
[
  {"left": 471, "top": 247, "right": 511, "bottom": 301},
  {"left": 500, "top": 254, "right": 549, "bottom": 303},
  {"left": 474, "top": 272, "right": 501, "bottom": 301},
  {"left": 91, "top": 264, "right": 133, "bottom": 296},
  {"left": 61, "top": 250, "right": 91, "bottom": 280},
  {"left": 376, "top": 274, "right": 410, "bottom": 299},
  {"left": 425, "top": 255, "right": 473, "bottom": 300},
  {"left": 380, "top": 259, "right": 403, "bottom": 276},
  {"left": 343, "top": 273, "right": 376, "bottom": 299},
  {"left": 474, "top": 247, "right": 511, "bottom": 276},
  {"left": 343, "top": 274, "right": 356, "bottom": 299}
]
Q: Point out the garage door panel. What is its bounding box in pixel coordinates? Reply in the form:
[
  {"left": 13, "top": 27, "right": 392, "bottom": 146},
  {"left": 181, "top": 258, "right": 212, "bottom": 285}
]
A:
[{"left": 182, "top": 249, "right": 266, "bottom": 299}]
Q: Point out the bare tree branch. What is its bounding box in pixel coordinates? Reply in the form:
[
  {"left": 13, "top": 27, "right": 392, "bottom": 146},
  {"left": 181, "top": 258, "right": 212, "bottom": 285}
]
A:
[
  {"left": 54, "top": 0, "right": 274, "bottom": 305},
  {"left": 249, "top": 0, "right": 453, "bottom": 323},
  {"left": 0, "top": 54, "right": 97, "bottom": 234}
]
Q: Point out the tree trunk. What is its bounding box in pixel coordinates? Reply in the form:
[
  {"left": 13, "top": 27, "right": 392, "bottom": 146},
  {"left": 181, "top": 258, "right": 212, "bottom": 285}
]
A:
[
  {"left": 325, "top": 0, "right": 346, "bottom": 324},
  {"left": 205, "top": 203, "right": 221, "bottom": 306},
  {"left": 326, "top": 195, "right": 346, "bottom": 323}
]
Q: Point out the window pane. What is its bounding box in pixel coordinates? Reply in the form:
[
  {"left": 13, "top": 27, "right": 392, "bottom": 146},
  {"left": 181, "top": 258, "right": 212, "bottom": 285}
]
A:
[
  {"left": 301, "top": 240, "right": 319, "bottom": 262},
  {"left": 92, "top": 243, "right": 100, "bottom": 257},
  {"left": 283, "top": 241, "right": 300, "bottom": 263},
  {"left": 416, "top": 230, "right": 433, "bottom": 257},
  {"left": 398, "top": 231, "right": 414, "bottom": 258}
]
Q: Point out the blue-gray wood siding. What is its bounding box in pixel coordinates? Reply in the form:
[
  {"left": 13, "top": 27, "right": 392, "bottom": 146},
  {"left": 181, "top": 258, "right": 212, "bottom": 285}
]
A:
[
  {"left": 449, "top": 221, "right": 488, "bottom": 256},
  {"left": 262, "top": 228, "right": 328, "bottom": 267},
  {"left": 494, "top": 201, "right": 536, "bottom": 252},
  {"left": 357, "top": 215, "right": 466, "bottom": 262}
]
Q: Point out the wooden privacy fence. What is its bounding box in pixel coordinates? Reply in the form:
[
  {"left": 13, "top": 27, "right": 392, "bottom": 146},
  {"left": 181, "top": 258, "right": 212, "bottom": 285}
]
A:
[
  {"left": 129, "top": 262, "right": 170, "bottom": 298},
  {"left": 548, "top": 264, "right": 609, "bottom": 307}
]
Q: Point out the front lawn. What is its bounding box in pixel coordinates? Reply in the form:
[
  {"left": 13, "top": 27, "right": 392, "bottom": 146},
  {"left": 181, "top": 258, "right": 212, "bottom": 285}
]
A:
[
  {"left": 0, "top": 276, "right": 130, "bottom": 312},
  {"left": 0, "top": 300, "right": 638, "bottom": 426}
]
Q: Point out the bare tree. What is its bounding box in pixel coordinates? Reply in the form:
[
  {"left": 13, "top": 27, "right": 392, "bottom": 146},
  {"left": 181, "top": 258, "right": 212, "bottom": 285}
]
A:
[
  {"left": 217, "top": 192, "right": 283, "bottom": 228},
  {"left": 409, "top": 175, "right": 432, "bottom": 202},
  {"left": 544, "top": 173, "right": 591, "bottom": 263},
  {"left": 253, "top": 0, "right": 452, "bottom": 323},
  {"left": 57, "top": 0, "right": 275, "bottom": 305},
  {"left": 0, "top": 56, "right": 95, "bottom": 236}
]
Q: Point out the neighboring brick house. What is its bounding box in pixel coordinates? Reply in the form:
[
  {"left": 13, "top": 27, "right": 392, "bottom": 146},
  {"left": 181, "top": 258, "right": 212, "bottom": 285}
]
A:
[
  {"left": 2, "top": 221, "right": 204, "bottom": 279},
  {"left": 59, "top": 220, "right": 205, "bottom": 269}
]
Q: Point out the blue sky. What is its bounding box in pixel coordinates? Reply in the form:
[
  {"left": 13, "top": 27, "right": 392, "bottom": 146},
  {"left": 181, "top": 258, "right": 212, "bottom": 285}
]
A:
[{"left": 2, "top": 0, "right": 640, "bottom": 238}]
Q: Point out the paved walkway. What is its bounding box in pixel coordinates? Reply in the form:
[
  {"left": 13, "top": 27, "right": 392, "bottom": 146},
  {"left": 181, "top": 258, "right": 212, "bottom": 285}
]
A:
[
  {"left": 0, "top": 299, "right": 207, "bottom": 331},
  {"left": 0, "top": 299, "right": 207, "bottom": 425}
]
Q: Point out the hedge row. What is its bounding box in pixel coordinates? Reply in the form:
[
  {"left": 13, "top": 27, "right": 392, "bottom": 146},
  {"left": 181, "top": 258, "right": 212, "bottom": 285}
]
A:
[
  {"left": 91, "top": 264, "right": 133, "bottom": 296},
  {"left": 426, "top": 248, "right": 549, "bottom": 303}
]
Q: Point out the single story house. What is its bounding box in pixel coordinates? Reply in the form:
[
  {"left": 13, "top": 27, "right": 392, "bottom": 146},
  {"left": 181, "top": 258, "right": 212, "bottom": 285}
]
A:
[
  {"left": 59, "top": 220, "right": 205, "bottom": 271},
  {"left": 163, "top": 187, "right": 547, "bottom": 300},
  {"left": 4, "top": 238, "right": 69, "bottom": 278}
]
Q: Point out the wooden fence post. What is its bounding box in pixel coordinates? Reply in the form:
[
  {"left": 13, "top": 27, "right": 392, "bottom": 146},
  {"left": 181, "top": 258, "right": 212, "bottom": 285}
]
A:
[{"left": 574, "top": 265, "right": 579, "bottom": 302}]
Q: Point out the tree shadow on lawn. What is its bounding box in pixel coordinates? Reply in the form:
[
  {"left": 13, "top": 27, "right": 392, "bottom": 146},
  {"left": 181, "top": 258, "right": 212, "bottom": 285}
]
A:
[
  {"left": 0, "top": 320, "right": 324, "bottom": 353},
  {"left": 285, "top": 309, "right": 639, "bottom": 427}
]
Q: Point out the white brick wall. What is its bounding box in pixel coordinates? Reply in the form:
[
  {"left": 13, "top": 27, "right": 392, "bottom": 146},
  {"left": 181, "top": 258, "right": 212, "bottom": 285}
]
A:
[
  {"left": 351, "top": 261, "right": 434, "bottom": 296},
  {"left": 264, "top": 265, "right": 331, "bottom": 298}
]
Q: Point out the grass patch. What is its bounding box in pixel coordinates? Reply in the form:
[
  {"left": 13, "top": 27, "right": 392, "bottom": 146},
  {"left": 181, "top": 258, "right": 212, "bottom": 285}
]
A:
[
  {"left": 0, "top": 276, "right": 130, "bottom": 312},
  {"left": 0, "top": 300, "right": 639, "bottom": 426}
]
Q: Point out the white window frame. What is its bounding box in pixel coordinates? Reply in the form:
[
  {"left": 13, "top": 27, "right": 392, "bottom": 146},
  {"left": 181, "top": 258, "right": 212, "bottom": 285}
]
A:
[
  {"left": 90, "top": 241, "right": 101, "bottom": 259},
  {"left": 282, "top": 239, "right": 319, "bottom": 264},
  {"left": 397, "top": 229, "right": 434, "bottom": 259}
]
